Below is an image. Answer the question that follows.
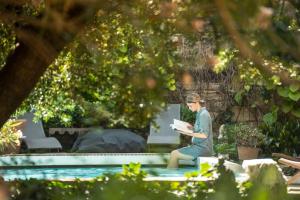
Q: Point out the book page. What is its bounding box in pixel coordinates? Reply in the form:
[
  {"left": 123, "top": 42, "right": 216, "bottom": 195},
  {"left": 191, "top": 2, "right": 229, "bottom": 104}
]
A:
[
  {"left": 173, "top": 119, "right": 190, "bottom": 127},
  {"left": 170, "top": 119, "right": 193, "bottom": 133}
]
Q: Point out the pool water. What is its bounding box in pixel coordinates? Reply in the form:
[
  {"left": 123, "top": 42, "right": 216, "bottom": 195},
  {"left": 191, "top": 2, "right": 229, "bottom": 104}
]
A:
[{"left": 0, "top": 166, "right": 199, "bottom": 181}]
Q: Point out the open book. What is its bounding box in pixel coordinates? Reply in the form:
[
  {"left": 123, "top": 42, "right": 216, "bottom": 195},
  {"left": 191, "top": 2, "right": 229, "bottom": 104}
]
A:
[{"left": 170, "top": 119, "right": 193, "bottom": 133}]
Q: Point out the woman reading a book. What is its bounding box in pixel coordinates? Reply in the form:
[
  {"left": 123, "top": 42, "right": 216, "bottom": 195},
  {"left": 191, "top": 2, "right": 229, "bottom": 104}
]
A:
[{"left": 167, "top": 93, "right": 213, "bottom": 168}]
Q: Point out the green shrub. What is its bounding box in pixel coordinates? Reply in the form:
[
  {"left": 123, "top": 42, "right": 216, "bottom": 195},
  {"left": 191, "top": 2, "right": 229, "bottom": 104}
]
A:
[
  {"left": 215, "top": 124, "right": 238, "bottom": 159},
  {"left": 6, "top": 160, "right": 291, "bottom": 200},
  {"left": 0, "top": 120, "right": 24, "bottom": 154},
  {"left": 215, "top": 143, "right": 237, "bottom": 157},
  {"left": 180, "top": 105, "right": 195, "bottom": 124},
  {"left": 261, "top": 119, "right": 300, "bottom": 155}
]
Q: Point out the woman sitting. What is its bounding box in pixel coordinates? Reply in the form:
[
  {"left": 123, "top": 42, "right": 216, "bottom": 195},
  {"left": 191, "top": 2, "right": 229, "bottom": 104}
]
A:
[{"left": 167, "top": 93, "right": 213, "bottom": 168}]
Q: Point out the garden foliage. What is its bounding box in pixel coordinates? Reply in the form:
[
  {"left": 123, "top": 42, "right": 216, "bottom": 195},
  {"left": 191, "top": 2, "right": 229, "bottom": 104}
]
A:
[
  {"left": 0, "top": 0, "right": 299, "bottom": 129},
  {"left": 0, "top": 120, "right": 23, "bottom": 154},
  {"left": 6, "top": 160, "right": 291, "bottom": 200},
  {"left": 261, "top": 118, "right": 300, "bottom": 155}
]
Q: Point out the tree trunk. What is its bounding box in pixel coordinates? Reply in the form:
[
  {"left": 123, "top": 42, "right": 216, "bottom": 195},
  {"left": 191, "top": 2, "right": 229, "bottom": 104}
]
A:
[
  {"left": 0, "top": 1, "right": 103, "bottom": 128},
  {"left": 0, "top": 33, "right": 64, "bottom": 127}
]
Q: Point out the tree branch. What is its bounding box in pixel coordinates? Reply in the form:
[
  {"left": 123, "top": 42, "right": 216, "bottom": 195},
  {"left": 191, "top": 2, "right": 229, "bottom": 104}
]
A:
[{"left": 214, "top": 0, "right": 299, "bottom": 86}]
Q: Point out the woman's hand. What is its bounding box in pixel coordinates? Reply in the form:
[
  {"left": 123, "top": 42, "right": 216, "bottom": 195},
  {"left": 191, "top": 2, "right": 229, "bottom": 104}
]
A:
[
  {"left": 176, "top": 130, "right": 193, "bottom": 136},
  {"left": 187, "top": 124, "right": 193, "bottom": 130}
]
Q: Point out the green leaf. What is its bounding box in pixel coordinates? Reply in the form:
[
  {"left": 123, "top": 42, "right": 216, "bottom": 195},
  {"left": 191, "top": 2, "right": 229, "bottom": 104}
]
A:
[
  {"left": 184, "top": 171, "right": 199, "bottom": 178},
  {"left": 119, "top": 45, "right": 128, "bottom": 53},
  {"left": 167, "top": 54, "right": 174, "bottom": 67},
  {"left": 234, "top": 91, "right": 243, "bottom": 105},
  {"left": 271, "top": 75, "right": 281, "bottom": 85},
  {"left": 289, "top": 83, "right": 300, "bottom": 92},
  {"left": 169, "top": 85, "right": 176, "bottom": 91},
  {"left": 277, "top": 87, "right": 289, "bottom": 97},
  {"left": 281, "top": 101, "right": 293, "bottom": 113},
  {"left": 288, "top": 92, "right": 300, "bottom": 101},
  {"left": 263, "top": 112, "right": 277, "bottom": 126},
  {"left": 244, "top": 85, "right": 251, "bottom": 91},
  {"left": 200, "top": 163, "right": 211, "bottom": 175},
  {"left": 265, "top": 80, "right": 275, "bottom": 90},
  {"left": 291, "top": 108, "right": 300, "bottom": 118}
]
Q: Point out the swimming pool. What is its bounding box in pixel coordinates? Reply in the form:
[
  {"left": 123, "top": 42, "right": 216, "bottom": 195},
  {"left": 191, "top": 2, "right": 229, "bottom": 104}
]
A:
[
  {"left": 0, "top": 153, "right": 248, "bottom": 182},
  {"left": 0, "top": 166, "right": 199, "bottom": 181},
  {"left": 0, "top": 153, "right": 197, "bottom": 181}
]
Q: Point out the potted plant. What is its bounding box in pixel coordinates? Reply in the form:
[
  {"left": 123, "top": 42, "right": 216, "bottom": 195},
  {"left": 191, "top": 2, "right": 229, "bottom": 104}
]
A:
[
  {"left": 0, "top": 119, "right": 26, "bottom": 154},
  {"left": 233, "top": 123, "right": 265, "bottom": 160}
]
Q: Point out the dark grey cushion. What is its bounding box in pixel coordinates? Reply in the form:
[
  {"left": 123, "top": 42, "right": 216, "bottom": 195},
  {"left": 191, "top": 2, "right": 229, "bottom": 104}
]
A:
[{"left": 71, "top": 129, "right": 146, "bottom": 153}]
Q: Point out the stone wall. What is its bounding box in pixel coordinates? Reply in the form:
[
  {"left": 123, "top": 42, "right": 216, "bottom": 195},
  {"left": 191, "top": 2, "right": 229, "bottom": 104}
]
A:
[
  {"left": 172, "top": 29, "right": 261, "bottom": 129},
  {"left": 200, "top": 83, "right": 227, "bottom": 122}
]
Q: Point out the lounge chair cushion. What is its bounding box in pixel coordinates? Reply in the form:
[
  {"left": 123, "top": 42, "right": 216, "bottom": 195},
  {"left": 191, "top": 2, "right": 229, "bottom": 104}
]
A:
[
  {"left": 147, "top": 104, "right": 180, "bottom": 145},
  {"left": 71, "top": 129, "right": 146, "bottom": 153},
  {"left": 24, "top": 137, "right": 62, "bottom": 149},
  {"left": 18, "top": 112, "right": 62, "bottom": 150}
]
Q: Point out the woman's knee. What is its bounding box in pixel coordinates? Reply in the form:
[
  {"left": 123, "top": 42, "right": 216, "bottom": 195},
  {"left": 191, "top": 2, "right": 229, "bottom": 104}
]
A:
[{"left": 170, "top": 150, "right": 179, "bottom": 158}]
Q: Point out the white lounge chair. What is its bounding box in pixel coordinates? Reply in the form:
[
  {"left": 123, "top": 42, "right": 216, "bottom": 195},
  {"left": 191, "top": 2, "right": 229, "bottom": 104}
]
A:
[
  {"left": 18, "top": 112, "right": 62, "bottom": 151},
  {"left": 147, "top": 104, "right": 180, "bottom": 145}
]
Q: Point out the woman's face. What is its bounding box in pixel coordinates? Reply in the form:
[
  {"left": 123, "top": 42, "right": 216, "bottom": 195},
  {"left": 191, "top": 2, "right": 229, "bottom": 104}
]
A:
[{"left": 186, "top": 102, "right": 198, "bottom": 112}]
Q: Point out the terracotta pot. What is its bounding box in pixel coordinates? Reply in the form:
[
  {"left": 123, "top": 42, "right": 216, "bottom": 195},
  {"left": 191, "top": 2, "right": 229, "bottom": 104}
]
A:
[{"left": 237, "top": 146, "right": 259, "bottom": 160}]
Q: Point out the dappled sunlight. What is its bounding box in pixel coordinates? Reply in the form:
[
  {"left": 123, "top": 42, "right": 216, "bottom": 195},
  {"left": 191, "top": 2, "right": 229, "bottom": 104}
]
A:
[{"left": 0, "top": 0, "right": 299, "bottom": 199}]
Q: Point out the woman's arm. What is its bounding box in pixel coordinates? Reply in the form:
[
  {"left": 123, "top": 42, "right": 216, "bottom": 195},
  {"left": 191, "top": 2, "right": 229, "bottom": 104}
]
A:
[
  {"left": 191, "top": 132, "right": 207, "bottom": 138},
  {"left": 176, "top": 130, "right": 207, "bottom": 138}
]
